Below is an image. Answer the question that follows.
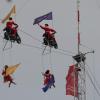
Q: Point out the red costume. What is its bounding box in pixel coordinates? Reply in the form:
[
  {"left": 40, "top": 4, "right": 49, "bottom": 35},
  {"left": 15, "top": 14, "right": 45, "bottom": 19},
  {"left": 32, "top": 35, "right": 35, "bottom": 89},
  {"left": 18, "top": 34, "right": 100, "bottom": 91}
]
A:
[
  {"left": 2, "top": 70, "right": 13, "bottom": 83},
  {"left": 6, "top": 20, "right": 18, "bottom": 37},
  {"left": 2, "top": 65, "right": 16, "bottom": 87},
  {"left": 6, "top": 21, "right": 14, "bottom": 29},
  {"left": 39, "top": 24, "right": 56, "bottom": 39},
  {"left": 43, "top": 73, "right": 51, "bottom": 85}
]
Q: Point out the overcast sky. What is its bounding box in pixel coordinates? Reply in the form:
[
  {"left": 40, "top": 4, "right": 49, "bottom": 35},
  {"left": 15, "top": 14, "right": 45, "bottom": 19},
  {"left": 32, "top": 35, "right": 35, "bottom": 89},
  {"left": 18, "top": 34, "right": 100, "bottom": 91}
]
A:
[{"left": 0, "top": 0, "right": 100, "bottom": 100}]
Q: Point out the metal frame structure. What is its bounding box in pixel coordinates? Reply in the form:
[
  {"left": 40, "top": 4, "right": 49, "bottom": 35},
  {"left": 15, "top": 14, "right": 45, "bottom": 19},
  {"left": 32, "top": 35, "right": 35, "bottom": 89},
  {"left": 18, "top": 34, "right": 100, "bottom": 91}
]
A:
[{"left": 73, "top": 0, "right": 86, "bottom": 100}]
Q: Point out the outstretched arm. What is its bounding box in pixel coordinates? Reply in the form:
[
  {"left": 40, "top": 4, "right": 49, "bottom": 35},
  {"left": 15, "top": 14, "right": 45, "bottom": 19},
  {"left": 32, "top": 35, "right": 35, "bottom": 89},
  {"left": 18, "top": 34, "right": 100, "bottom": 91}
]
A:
[{"left": 38, "top": 23, "right": 45, "bottom": 29}]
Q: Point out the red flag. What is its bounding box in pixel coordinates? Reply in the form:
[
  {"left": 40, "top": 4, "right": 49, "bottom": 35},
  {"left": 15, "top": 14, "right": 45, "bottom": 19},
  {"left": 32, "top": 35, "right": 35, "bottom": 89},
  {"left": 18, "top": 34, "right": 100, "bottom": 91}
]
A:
[{"left": 66, "top": 65, "right": 78, "bottom": 97}]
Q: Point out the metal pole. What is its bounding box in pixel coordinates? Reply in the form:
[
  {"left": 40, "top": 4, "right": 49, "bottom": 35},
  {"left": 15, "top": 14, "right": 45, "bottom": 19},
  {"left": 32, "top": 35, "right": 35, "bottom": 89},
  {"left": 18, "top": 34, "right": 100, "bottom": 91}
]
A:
[
  {"left": 77, "top": 2, "right": 81, "bottom": 98},
  {"left": 77, "top": 0, "right": 80, "bottom": 54}
]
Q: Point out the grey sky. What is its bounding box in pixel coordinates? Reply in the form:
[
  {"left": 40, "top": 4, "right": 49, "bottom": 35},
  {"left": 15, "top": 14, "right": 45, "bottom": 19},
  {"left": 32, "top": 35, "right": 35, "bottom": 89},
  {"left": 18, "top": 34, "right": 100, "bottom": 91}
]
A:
[{"left": 0, "top": 0, "right": 100, "bottom": 100}]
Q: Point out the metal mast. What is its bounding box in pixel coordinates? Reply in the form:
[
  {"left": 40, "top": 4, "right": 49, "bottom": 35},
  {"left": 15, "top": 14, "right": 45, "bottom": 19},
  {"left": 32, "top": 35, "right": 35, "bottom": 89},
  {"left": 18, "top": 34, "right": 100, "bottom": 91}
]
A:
[{"left": 73, "top": 0, "right": 86, "bottom": 100}]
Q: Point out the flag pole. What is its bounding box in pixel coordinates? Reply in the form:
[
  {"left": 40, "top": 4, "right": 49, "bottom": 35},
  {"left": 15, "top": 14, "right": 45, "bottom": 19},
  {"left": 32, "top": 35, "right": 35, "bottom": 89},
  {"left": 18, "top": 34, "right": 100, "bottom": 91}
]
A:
[
  {"left": 77, "top": 0, "right": 80, "bottom": 54},
  {"left": 72, "top": 1, "right": 94, "bottom": 100},
  {"left": 76, "top": 0, "right": 80, "bottom": 100},
  {"left": 74, "top": 0, "right": 80, "bottom": 99},
  {"left": 76, "top": 1, "right": 86, "bottom": 100}
]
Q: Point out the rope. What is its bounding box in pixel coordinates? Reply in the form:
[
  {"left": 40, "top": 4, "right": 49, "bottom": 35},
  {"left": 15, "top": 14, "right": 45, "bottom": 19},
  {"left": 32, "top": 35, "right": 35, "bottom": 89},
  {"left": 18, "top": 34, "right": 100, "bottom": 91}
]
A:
[
  {"left": 18, "top": 28, "right": 75, "bottom": 56},
  {"left": 21, "top": 41, "right": 73, "bottom": 77},
  {"left": 86, "top": 63, "right": 100, "bottom": 91},
  {"left": 19, "top": 29, "right": 42, "bottom": 42},
  {"left": 9, "top": 42, "right": 13, "bottom": 64},
  {"left": 41, "top": 44, "right": 47, "bottom": 72},
  {"left": 2, "top": 39, "right": 5, "bottom": 66},
  {"left": 58, "top": 48, "right": 75, "bottom": 55},
  {"left": 21, "top": 42, "right": 73, "bottom": 57},
  {"left": 92, "top": 51, "right": 95, "bottom": 100},
  {"left": 21, "top": 42, "right": 69, "bottom": 56},
  {"left": 86, "top": 59, "right": 100, "bottom": 98},
  {"left": 80, "top": 43, "right": 94, "bottom": 51},
  {"left": 49, "top": 50, "right": 54, "bottom": 74},
  {"left": 86, "top": 68, "right": 100, "bottom": 97}
]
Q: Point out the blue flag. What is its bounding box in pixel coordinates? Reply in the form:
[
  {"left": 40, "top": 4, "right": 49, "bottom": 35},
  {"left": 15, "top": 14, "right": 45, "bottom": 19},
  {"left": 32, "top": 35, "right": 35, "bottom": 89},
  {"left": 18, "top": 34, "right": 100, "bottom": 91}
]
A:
[
  {"left": 42, "top": 84, "right": 49, "bottom": 92},
  {"left": 33, "top": 12, "right": 52, "bottom": 25}
]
